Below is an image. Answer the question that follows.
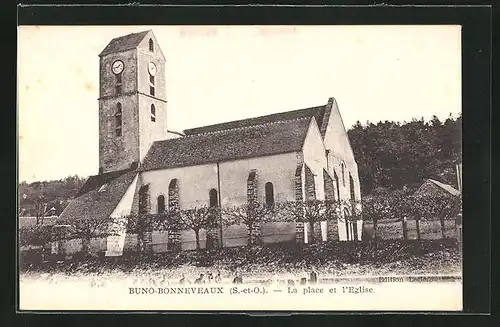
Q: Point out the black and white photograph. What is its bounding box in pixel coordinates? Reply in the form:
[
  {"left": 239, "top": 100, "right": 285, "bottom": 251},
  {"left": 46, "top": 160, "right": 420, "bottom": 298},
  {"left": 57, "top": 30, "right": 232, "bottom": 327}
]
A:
[{"left": 18, "top": 25, "right": 463, "bottom": 311}]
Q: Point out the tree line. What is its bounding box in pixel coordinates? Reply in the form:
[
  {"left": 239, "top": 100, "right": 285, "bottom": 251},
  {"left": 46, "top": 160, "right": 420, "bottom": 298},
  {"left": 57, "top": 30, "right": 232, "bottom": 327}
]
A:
[
  {"left": 348, "top": 114, "right": 461, "bottom": 195},
  {"left": 18, "top": 175, "right": 87, "bottom": 220}
]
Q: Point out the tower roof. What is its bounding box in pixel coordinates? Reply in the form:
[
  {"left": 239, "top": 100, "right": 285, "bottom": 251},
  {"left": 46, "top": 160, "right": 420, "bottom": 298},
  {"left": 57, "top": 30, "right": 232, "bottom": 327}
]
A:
[{"left": 99, "top": 30, "right": 151, "bottom": 57}]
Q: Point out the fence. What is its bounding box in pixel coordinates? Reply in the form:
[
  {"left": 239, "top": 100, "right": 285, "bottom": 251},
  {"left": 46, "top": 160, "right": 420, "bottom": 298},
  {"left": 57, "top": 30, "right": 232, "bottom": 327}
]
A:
[{"left": 362, "top": 217, "right": 461, "bottom": 241}]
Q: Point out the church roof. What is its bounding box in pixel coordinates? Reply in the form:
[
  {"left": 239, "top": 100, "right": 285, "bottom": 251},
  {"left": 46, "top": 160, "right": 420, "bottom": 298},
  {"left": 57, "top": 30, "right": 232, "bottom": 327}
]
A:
[
  {"left": 99, "top": 30, "right": 150, "bottom": 57},
  {"left": 183, "top": 105, "right": 327, "bottom": 136},
  {"left": 140, "top": 118, "right": 312, "bottom": 171},
  {"left": 57, "top": 170, "right": 137, "bottom": 222}
]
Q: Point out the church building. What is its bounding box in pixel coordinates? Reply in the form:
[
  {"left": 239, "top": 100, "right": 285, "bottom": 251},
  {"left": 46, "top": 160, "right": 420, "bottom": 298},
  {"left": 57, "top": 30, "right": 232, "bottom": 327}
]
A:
[{"left": 57, "top": 30, "right": 362, "bottom": 256}]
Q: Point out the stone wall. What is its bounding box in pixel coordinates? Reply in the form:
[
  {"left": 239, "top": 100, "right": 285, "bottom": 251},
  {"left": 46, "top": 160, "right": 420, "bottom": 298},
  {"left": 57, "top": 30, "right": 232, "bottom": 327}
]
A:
[
  {"left": 137, "top": 94, "right": 168, "bottom": 162},
  {"left": 98, "top": 95, "right": 140, "bottom": 173},
  {"left": 138, "top": 185, "right": 153, "bottom": 253},
  {"left": 294, "top": 163, "right": 305, "bottom": 243},
  {"left": 246, "top": 169, "right": 261, "bottom": 244},
  {"left": 304, "top": 164, "right": 316, "bottom": 201},
  {"left": 167, "top": 178, "right": 181, "bottom": 251},
  {"left": 323, "top": 169, "right": 335, "bottom": 201}
]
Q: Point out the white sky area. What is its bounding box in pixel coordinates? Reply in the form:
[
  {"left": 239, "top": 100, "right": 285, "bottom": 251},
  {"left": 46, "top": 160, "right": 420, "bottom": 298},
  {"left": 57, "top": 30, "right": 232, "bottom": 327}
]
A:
[{"left": 18, "top": 25, "right": 461, "bottom": 183}]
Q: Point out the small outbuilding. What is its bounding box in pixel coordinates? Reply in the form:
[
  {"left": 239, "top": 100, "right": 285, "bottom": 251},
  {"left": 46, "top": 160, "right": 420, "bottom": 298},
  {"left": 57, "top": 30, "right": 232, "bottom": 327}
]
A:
[{"left": 413, "top": 179, "right": 461, "bottom": 198}]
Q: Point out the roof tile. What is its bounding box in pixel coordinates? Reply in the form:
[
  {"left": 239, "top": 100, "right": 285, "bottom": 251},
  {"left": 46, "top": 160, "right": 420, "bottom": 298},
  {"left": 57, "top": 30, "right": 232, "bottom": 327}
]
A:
[
  {"left": 58, "top": 171, "right": 137, "bottom": 222},
  {"left": 183, "top": 105, "right": 326, "bottom": 136},
  {"left": 140, "top": 118, "right": 312, "bottom": 171},
  {"left": 99, "top": 31, "right": 150, "bottom": 57}
]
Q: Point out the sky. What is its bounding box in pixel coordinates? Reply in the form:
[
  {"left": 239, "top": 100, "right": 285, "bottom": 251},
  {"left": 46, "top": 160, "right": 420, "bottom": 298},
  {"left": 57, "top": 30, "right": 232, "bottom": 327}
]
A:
[{"left": 18, "top": 25, "right": 461, "bottom": 183}]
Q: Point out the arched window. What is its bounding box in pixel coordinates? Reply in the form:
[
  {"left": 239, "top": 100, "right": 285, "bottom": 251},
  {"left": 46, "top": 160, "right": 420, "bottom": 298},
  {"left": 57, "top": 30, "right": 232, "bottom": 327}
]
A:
[
  {"left": 149, "top": 38, "right": 154, "bottom": 52},
  {"left": 150, "top": 104, "right": 156, "bottom": 122},
  {"left": 349, "top": 173, "right": 355, "bottom": 200},
  {"left": 341, "top": 162, "right": 346, "bottom": 186},
  {"left": 138, "top": 185, "right": 150, "bottom": 214},
  {"left": 209, "top": 189, "right": 218, "bottom": 207},
  {"left": 334, "top": 170, "right": 340, "bottom": 201},
  {"left": 168, "top": 179, "right": 179, "bottom": 211},
  {"left": 169, "top": 179, "right": 178, "bottom": 191},
  {"left": 149, "top": 69, "right": 155, "bottom": 96},
  {"left": 114, "top": 103, "right": 122, "bottom": 137},
  {"left": 265, "top": 182, "right": 274, "bottom": 206},
  {"left": 157, "top": 195, "right": 165, "bottom": 213}
]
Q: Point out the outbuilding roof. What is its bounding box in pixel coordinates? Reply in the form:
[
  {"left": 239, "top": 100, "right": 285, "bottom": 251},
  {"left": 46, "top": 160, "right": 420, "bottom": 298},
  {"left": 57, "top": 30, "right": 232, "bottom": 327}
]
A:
[
  {"left": 413, "top": 179, "right": 461, "bottom": 197},
  {"left": 57, "top": 170, "right": 137, "bottom": 222},
  {"left": 427, "top": 179, "right": 461, "bottom": 196}
]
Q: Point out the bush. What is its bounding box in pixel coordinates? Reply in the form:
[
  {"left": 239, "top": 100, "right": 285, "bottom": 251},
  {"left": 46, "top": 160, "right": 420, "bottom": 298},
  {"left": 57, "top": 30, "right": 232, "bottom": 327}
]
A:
[
  {"left": 19, "top": 238, "right": 460, "bottom": 276},
  {"left": 19, "top": 225, "right": 53, "bottom": 248}
]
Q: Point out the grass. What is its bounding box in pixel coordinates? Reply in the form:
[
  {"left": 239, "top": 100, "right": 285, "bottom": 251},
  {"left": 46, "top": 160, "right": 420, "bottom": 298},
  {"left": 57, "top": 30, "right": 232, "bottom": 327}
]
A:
[
  {"left": 20, "top": 238, "right": 461, "bottom": 285},
  {"left": 19, "top": 217, "right": 462, "bottom": 287}
]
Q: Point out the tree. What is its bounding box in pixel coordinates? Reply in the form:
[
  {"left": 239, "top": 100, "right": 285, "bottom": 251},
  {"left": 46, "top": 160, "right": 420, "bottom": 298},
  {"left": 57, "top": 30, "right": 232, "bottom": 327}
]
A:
[
  {"left": 179, "top": 206, "right": 219, "bottom": 250},
  {"left": 222, "top": 201, "right": 275, "bottom": 245},
  {"left": 34, "top": 195, "right": 47, "bottom": 225},
  {"left": 125, "top": 213, "right": 159, "bottom": 254},
  {"left": 152, "top": 210, "right": 184, "bottom": 251},
  {"left": 19, "top": 190, "right": 49, "bottom": 224},
  {"left": 358, "top": 197, "right": 385, "bottom": 241},
  {"left": 287, "top": 199, "right": 335, "bottom": 244},
  {"left": 151, "top": 210, "right": 183, "bottom": 232},
  {"left": 19, "top": 224, "right": 54, "bottom": 248},
  {"left": 19, "top": 175, "right": 87, "bottom": 217},
  {"left": 125, "top": 214, "right": 142, "bottom": 253},
  {"left": 19, "top": 224, "right": 62, "bottom": 262},
  {"left": 58, "top": 216, "right": 125, "bottom": 257},
  {"left": 340, "top": 199, "right": 365, "bottom": 241},
  {"left": 413, "top": 193, "right": 462, "bottom": 238}
]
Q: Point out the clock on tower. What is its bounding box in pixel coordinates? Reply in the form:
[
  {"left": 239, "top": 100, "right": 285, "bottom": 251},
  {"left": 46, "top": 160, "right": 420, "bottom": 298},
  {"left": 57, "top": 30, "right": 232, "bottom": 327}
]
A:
[{"left": 97, "top": 30, "right": 168, "bottom": 174}]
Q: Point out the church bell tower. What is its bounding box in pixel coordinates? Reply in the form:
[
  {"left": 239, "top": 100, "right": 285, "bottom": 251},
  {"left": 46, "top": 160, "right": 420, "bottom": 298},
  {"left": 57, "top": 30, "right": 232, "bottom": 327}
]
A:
[{"left": 98, "top": 30, "right": 168, "bottom": 174}]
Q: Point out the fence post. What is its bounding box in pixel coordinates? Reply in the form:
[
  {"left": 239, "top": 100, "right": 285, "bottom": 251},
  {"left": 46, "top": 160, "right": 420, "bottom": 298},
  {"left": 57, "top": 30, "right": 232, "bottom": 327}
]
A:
[
  {"left": 416, "top": 218, "right": 421, "bottom": 240},
  {"left": 402, "top": 217, "right": 408, "bottom": 240},
  {"left": 456, "top": 214, "right": 462, "bottom": 255},
  {"left": 440, "top": 213, "right": 446, "bottom": 239},
  {"left": 345, "top": 218, "right": 350, "bottom": 241},
  {"left": 455, "top": 215, "right": 462, "bottom": 240},
  {"left": 458, "top": 224, "right": 462, "bottom": 257},
  {"left": 372, "top": 217, "right": 378, "bottom": 242}
]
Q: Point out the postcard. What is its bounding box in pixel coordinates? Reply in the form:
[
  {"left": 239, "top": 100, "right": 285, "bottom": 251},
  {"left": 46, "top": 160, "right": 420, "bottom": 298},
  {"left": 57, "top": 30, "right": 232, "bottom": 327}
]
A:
[{"left": 18, "top": 25, "right": 462, "bottom": 311}]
